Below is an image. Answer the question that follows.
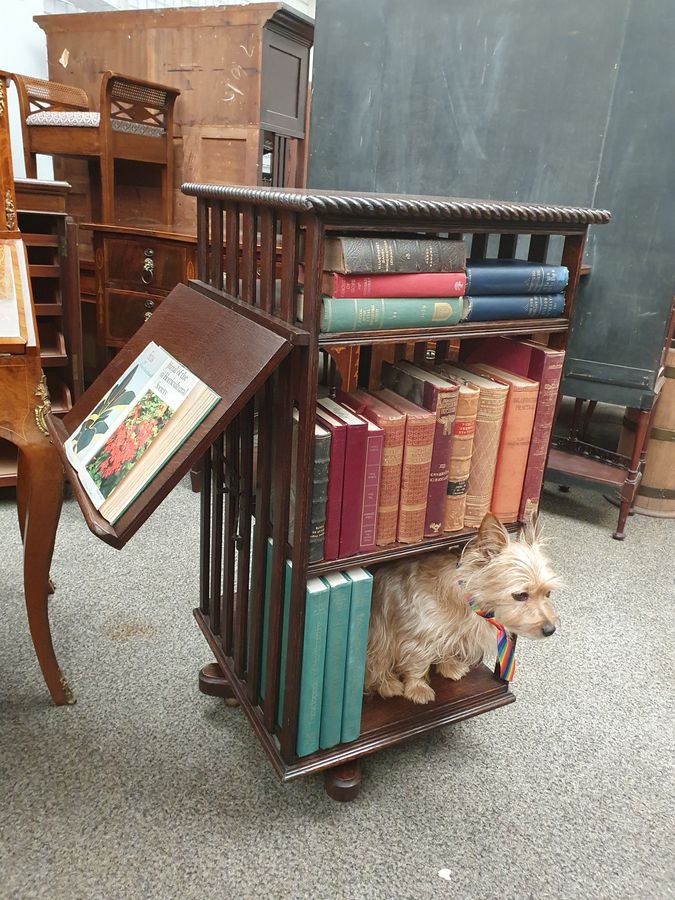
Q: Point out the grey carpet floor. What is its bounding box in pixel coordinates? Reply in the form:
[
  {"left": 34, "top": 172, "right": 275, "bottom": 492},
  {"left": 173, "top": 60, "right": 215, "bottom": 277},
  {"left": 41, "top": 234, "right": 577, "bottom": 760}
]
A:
[{"left": 1, "top": 478, "right": 674, "bottom": 900}]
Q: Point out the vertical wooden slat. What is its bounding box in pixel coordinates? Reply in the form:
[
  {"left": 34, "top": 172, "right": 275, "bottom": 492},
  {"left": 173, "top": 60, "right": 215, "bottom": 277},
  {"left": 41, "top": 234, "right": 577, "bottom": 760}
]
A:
[
  {"left": 368, "top": 345, "right": 395, "bottom": 390},
  {"left": 470, "top": 232, "right": 488, "bottom": 259},
  {"left": 413, "top": 342, "right": 427, "bottom": 365},
  {"left": 209, "top": 434, "right": 224, "bottom": 634},
  {"left": 435, "top": 340, "right": 449, "bottom": 362},
  {"left": 279, "top": 210, "right": 298, "bottom": 321},
  {"left": 197, "top": 197, "right": 209, "bottom": 281},
  {"left": 209, "top": 203, "right": 224, "bottom": 290},
  {"left": 259, "top": 208, "right": 276, "bottom": 313},
  {"left": 199, "top": 449, "right": 212, "bottom": 614},
  {"left": 263, "top": 357, "right": 293, "bottom": 734},
  {"left": 551, "top": 232, "right": 586, "bottom": 350},
  {"left": 233, "top": 399, "right": 254, "bottom": 678},
  {"left": 528, "top": 233, "right": 550, "bottom": 263},
  {"left": 224, "top": 202, "right": 240, "bottom": 296},
  {"left": 221, "top": 419, "right": 239, "bottom": 657},
  {"left": 247, "top": 379, "right": 273, "bottom": 704},
  {"left": 498, "top": 233, "right": 518, "bottom": 258},
  {"left": 240, "top": 205, "right": 257, "bottom": 304}
]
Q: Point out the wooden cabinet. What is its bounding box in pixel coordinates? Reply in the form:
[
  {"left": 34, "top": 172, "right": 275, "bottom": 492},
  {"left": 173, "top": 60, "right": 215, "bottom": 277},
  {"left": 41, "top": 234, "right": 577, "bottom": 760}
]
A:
[{"left": 35, "top": 4, "right": 314, "bottom": 234}]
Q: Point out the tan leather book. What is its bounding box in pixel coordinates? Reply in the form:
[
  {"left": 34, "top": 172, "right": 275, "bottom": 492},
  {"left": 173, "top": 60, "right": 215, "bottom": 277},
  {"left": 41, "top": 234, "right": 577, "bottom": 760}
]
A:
[
  {"left": 373, "top": 389, "right": 436, "bottom": 543},
  {"left": 433, "top": 364, "right": 480, "bottom": 531},
  {"left": 435, "top": 365, "right": 508, "bottom": 528},
  {"left": 466, "top": 363, "right": 539, "bottom": 523}
]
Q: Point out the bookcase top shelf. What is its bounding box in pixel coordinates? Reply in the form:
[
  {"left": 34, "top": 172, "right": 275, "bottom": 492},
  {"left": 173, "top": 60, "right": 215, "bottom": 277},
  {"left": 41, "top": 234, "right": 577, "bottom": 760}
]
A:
[{"left": 182, "top": 183, "right": 612, "bottom": 227}]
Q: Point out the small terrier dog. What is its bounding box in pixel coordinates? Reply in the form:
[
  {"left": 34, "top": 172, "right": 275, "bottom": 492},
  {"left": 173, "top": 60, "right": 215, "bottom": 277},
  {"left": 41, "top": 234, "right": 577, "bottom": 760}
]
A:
[{"left": 365, "top": 513, "right": 560, "bottom": 704}]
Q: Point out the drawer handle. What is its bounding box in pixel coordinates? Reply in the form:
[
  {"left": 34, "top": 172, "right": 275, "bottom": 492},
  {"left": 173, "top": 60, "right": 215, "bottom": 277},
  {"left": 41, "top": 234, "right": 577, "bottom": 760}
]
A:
[
  {"left": 141, "top": 248, "right": 154, "bottom": 285},
  {"left": 143, "top": 311, "right": 153, "bottom": 322},
  {"left": 145, "top": 299, "right": 155, "bottom": 310}
]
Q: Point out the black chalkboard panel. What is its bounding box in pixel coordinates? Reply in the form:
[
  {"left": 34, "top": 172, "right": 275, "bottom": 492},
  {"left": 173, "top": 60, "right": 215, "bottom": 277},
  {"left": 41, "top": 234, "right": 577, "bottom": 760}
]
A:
[{"left": 308, "top": 0, "right": 674, "bottom": 407}]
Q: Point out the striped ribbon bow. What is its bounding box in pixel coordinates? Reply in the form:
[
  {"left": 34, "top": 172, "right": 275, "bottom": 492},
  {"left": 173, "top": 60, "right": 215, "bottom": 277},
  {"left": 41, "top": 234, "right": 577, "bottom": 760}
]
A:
[{"left": 467, "top": 598, "right": 516, "bottom": 682}]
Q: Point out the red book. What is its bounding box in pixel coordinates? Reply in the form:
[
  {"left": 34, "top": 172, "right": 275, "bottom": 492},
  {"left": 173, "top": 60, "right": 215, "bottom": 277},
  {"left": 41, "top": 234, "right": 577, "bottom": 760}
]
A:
[
  {"left": 360, "top": 420, "right": 384, "bottom": 552},
  {"left": 461, "top": 337, "right": 564, "bottom": 519},
  {"left": 316, "top": 407, "right": 348, "bottom": 561},
  {"left": 317, "top": 397, "right": 367, "bottom": 558},
  {"left": 380, "top": 360, "right": 459, "bottom": 537},
  {"left": 299, "top": 267, "right": 466, "bottom": 299}
]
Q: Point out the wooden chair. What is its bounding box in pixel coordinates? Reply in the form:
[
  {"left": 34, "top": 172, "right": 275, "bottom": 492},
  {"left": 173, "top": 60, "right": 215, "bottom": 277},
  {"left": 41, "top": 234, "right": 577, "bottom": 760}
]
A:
[{"left": 6, "top": 70, "right": 180, "bottom": 226}]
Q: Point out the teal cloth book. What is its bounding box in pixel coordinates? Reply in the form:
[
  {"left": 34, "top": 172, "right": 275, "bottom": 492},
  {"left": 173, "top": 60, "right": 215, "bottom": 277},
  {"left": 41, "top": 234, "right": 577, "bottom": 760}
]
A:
[
  {"left": 320, "top": 296, "right": 463, "bottom": 332},
  {"left": 296, "top": 578, "right": 330, "bottom": 757},
  {"left": 319, "top": 572, "right": 352, "bottom": 749},
  {"left": 341, "top": 567, "right": 374, "bottom": 744}
]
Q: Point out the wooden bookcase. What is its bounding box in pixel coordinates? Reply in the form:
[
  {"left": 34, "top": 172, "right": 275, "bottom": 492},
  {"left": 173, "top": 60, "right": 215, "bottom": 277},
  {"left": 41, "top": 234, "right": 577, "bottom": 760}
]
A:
[{"left": 179, "top": 184, "right": 610, "bottom": 799}]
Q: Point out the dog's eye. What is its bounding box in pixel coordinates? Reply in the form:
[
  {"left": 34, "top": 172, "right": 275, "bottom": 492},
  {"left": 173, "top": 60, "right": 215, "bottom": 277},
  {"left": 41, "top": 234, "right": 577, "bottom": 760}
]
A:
[
  {"left": 512, "top": 591, "right": 529, "bottom": 602},
  {"left": 546, "top": 591, "right": 551, "bottom": 598}
]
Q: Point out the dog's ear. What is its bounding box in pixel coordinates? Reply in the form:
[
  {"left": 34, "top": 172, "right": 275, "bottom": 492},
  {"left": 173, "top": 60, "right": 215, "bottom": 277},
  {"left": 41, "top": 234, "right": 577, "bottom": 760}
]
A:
[
  {"left": 476, "top": 513, "right": 509, "bottom": 557},
  {"left": 521, "top": 514, "right": 543, "bottom": 546}
]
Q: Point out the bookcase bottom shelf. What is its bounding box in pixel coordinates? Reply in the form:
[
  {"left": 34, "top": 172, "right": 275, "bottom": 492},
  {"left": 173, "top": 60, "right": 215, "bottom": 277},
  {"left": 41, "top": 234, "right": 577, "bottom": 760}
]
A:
[{"left": 194, "top": 609, "right": 514, "bottom": 785}]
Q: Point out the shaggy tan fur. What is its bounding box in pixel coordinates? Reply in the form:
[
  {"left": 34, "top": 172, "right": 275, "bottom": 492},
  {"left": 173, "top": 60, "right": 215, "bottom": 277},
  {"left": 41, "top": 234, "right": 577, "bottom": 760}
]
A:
[{"left": 365, "top": 513, "right": 561, "bottom": 704}]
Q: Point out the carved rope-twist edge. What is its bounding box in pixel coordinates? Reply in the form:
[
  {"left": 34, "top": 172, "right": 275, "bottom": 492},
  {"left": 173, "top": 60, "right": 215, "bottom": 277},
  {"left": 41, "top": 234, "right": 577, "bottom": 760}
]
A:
[{"left": 181, "top": 183, "right": 611, "bottom": 225}]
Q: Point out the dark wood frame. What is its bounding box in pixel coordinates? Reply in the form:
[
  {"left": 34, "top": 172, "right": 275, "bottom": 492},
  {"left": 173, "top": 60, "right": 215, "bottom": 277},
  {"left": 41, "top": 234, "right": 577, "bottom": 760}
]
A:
[{"left": 179, "top": 184, "right": 610, "bottom": 798}]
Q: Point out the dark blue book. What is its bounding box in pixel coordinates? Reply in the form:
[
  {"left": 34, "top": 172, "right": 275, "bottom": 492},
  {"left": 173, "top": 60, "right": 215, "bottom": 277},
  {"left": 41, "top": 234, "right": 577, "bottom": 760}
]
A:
[
  {"left": 461, "top": 294, "right": 566, "bottom": 322},
  {"left": 466, "top": 259, "right": 569, "bottom": 295}
]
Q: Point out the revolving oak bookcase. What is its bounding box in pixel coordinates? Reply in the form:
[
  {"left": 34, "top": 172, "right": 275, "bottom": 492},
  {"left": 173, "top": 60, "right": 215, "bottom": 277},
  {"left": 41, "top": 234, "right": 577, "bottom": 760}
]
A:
[{"left": 179, "top": 183, "right": 610, "bottom": 800}]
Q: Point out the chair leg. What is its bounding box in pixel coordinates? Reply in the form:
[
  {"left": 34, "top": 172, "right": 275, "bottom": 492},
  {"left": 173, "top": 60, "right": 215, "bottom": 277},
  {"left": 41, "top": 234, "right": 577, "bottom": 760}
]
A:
[
  {"left": 613, "top": 408, "right": 650, "bottom": 541},
  {"left": 161, "top": 163, "right": 173, "bottom": 227},
  {"left": 24, "top": 153, "right": 38, "bottom": 179},
  {"left": 88, "top": 158, "right": 103, "bottom": 223}
]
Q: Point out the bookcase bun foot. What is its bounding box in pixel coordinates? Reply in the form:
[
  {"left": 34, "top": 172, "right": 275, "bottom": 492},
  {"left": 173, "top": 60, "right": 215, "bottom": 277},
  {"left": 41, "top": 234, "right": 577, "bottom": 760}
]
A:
[
  {"left": 324, "top": 761, "right": 362, "bottom": 802},
  {"left": 198, "top": 662, "right": 240, "bottom": 706}
]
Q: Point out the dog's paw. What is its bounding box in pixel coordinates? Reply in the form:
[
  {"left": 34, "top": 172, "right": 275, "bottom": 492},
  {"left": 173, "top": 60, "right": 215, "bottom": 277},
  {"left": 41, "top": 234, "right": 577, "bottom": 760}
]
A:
[
  {"left": 436, "top": 659, "right": 470, "bottom": 681},
  {"left": 403, "top": 680, "right": 436, "bottom": 705},
  {"left": 378, "top": 676, "right": 405, "bottom": 698}
]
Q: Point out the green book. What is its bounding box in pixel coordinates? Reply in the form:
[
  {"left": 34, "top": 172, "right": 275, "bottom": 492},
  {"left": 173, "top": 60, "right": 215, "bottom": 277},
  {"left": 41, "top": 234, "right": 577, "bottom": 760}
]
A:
[
  {"left": 319, "top": 572, "right": 352, "bottom": 749},
  {"left": 320, "top": 297, "right": 463, "bottom": 333},
  {"left": 296, "top": 578, "right": 330, "bottom": 757},
  {"left": 341, "top": 567, "right": 374, "bottom": 744}
]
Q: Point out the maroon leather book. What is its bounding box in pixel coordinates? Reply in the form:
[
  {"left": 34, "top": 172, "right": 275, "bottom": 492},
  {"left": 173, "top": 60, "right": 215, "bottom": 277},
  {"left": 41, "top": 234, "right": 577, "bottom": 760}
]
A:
[
  {"left": 461, "top": 336, "right": 564, "bottom": 519},
  {"left": 317, "top": 397, "right": 367, "bottom": 558},
  {"left": 316, "top": 407, "right": 348, "bottom": 561},
  {"left": 360, "top": 419, "right": 384, "bottom": 552}
]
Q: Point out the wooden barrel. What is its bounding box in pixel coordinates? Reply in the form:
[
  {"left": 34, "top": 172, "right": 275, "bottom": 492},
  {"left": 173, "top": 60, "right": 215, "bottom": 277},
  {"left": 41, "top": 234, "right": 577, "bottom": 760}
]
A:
[{"left": 618, "top": 344, "right": 675, "bottom": 517}]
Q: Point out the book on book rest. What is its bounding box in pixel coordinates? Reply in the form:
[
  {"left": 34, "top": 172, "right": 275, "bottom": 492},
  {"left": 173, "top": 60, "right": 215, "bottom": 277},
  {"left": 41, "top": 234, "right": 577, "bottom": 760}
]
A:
[
  {"left": 461, "top": 336, "right": 564, "bottom": 519},
  {"left": 434, "top": 365, "right": 508, "bottom": 528},
  {"left": 315, "top": 407, "right": 348, "bottom": 561},
  {"left": 341, "top": 567, "right": 373, "bottom": 744},
  {"left": 324, "top": 236, "right": 466, "bottom": 274},
  {"left": 319, "top": 572, "right": 352, "bottom": 750},
  {"left": 466, "top": 259, "right": 569, "bottom": 295},
  {"left": 65, "top": 341, "right": 219, "bottom": 524},
  {"left": 461, "top": 294, "right": 566, "bottom": 322},
  {"left": 302, "top": 269, "right": 466, "bottom": 298},
  {"left": 338, "top": 389, "right": 406, "bottom": 547},
  {"left": 380, "top": 360, "right": 459, "bottom": 537},
  {"left": 320, "top": 297, "right": 463, "bottom": 333},
  {"left": 464, "top": 363, "right": 539, "bottom": 523},
  {"left": 373, "top": 388, "right": 436, "bottom": 543}
]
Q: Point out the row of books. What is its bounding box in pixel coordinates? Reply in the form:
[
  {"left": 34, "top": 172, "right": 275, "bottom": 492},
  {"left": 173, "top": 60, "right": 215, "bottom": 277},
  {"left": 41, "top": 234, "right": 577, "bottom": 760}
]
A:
[
  {"left": 302, "top": 335, "right": 564, "bottom": 563},
  {"left": 259, "top": 542, "right": 373, "bottom": 757},
  {"left": 312, "top": 235, "right": 568, "bottom": 332}
]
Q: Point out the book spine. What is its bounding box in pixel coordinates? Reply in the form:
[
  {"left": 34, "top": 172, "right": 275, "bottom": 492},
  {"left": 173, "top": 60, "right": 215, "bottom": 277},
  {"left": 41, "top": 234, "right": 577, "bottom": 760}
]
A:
[
  {"left": 375, "top": 418, "right": 405, "bottom": 546},
  {"left": 333, "top": 237, "right": 466, "bottom": 274},
  {"left": 359, "top": 428, "right": 384, "bottom": 552},
  {"left": 309, "top": 430, "right": 331, "bottom": 562},
  {"left": 318, "top": 420, "right": 346, "bottom": 561},
  {"left": 464, "top": 390, "right": 508, "bottom": 528},
  {"left": 341, "top": 569, "right": 374, "bottom": 744},
  {"left": 398, "top": 416, "right": 436, "bottom": 542},
  {"left": 444, "top": 393, "right": 479, "bottom": 531},
  {"left": 296, "top": 583, "right": 330, "bottom": 757},
  {"left": 320, "top": 297, "right": 463, "bottom": 333},
  {"left": 325, "top": 271, "right": 466, "bottom": 298},
  {"left": 319, "top": 578, "right": 352, "bottom": 749},
  {"left": 466, "top": 264, "right": 569, "bottom": 295},
  {"left": 519, "top": 354, "right": 564, "bottom": 519},
  {"left": 490, "top": 386, "right": 539, "bottom": 522},
  {"left": 461, "top": 294, "right": 566, "bottom": 322},
  {"left": 339, "top": 424, "right": 368, "bottom": 558},
  {"left": 424, "top": 383, "right": 458, "bottom": 537}
]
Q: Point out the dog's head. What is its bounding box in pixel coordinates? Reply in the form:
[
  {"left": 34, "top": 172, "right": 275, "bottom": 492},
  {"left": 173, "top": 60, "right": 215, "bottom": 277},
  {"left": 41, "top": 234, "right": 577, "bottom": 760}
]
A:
[{"left": 462, "top": 513, "right": 561, "bottom": 639}]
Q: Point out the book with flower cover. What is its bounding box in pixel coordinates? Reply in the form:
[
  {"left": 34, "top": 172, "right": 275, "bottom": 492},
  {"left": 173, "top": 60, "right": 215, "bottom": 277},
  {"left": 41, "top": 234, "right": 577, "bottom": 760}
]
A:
[
  {"left": 372, "top": 388, "right": 436, "bottom": 543},
  {"left": 65, "top": 341, "right": 219, "bottom": 524},
  {"left": 323, "top": 236, "right": 466, "bottom": 274},
  {"left": 463, "top": 363, "right": 539, "bottom": 523},
  {"left": 460, "top": 336, "right": 565, "bottom": 519},
  {"left": 433, "top": 365, "right": 480, "bottom": 531},
  {"left": 433, "top": 364, "right": 508, "bottom": 528},
  {"left": 381, "top": 360, "right": 459, "bottom": 537},
  {"left": 338, "top": 389, "right": 406, "bottom": 547}
]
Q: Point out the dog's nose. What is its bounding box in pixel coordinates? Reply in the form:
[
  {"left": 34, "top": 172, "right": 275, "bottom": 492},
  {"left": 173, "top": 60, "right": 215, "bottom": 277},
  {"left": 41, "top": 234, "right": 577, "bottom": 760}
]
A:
[{"left": 542, "top": 623, "right": 556, "bottom": 637}]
